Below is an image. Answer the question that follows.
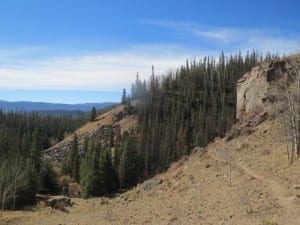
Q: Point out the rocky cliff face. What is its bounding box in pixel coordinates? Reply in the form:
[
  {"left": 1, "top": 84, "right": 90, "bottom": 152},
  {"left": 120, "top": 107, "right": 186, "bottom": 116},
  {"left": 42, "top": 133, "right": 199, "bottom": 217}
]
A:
[{"left": 237, "top": 54, "right": 300, "bottom": 123}]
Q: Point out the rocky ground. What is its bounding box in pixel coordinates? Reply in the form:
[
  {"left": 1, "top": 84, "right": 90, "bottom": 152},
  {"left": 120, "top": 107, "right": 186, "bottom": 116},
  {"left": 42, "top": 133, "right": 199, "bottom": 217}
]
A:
[
  {"left": 2, "top": 55, "right": 300, "bottom": 225},
  {"left": 2, "top": 114, "right": 300, "bottom": 225},
  {"left": 44, "top": 103, "right": 137, "bottom": 163}
]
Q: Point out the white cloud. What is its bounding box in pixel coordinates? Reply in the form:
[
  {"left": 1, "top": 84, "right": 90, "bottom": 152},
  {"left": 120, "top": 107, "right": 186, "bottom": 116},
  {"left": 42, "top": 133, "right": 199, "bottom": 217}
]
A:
[
  {"left": 0, "top": 44, "right": 205, "bottom": 91},
  {"left": 1, "top": 21, "right": 299, "bottom": 91},
  {"left": 142, "top": 19, "right": 300, "bottom": 54}
]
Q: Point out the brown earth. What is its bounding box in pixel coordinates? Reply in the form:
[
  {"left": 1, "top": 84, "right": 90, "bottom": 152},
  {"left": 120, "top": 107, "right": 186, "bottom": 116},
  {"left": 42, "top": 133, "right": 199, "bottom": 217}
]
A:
[
  {"left": 2, "top": 114, "right": 300, "bottom": 225},
  {"left": 47, "top": 103, "right": 137, "bottom": 150},
  {"left": 2, "top": 56, "right": 300, "bottom": 225}
]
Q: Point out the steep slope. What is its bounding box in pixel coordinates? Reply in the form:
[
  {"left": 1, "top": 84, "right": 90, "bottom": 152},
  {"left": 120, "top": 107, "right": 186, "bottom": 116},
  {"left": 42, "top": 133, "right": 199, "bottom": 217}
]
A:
[
  {"left": 3, "top": 114, "right": 300, "bottom": 225},
  {"left": 44, "top": 104, "right": 137, "bottom": 162},
  {"left": 2, "top": 55, "right": 300, "bottom": 225},
  {"left": 237, "top": 53, "right": 300, "bottom": 123}
]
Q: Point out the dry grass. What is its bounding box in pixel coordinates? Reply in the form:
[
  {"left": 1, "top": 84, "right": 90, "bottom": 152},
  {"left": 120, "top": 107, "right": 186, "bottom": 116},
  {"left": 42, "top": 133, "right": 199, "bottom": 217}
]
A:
[
  {"left": 46, "top": 104, "right": 137, "bottom": 152},
  {"left": 2, "top": 115, "right": 300, "bottom": 225}
]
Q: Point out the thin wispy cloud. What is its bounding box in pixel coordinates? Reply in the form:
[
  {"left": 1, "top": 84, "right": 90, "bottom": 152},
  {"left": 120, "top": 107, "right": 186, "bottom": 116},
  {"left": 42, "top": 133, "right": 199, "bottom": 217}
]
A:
[
  {"left": 142, "top": 20, "right": 242, "bottom": 42},
  {"left": 142, "top": 19, "right": 300, "bottom": 53}
]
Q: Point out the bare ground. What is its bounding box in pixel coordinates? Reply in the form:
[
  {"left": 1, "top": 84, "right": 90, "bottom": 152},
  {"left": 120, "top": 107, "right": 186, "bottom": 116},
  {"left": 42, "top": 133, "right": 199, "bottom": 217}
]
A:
[{"left": 2, "top": 115, "right": 300, "bottom": 225}]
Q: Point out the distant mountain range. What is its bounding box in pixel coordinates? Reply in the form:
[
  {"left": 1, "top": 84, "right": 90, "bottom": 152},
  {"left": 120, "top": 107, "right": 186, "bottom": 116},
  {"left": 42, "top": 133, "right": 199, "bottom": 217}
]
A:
[{"left": 0, "top": 100, "right": 116, "bottom": 113}]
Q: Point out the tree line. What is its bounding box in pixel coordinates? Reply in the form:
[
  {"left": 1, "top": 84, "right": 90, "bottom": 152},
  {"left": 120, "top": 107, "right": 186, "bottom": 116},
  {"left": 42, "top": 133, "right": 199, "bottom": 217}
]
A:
[
  {"left": 62, "top": 51, "right": 278, "bottom": 198},
  {"left": 0, "top": 111, "right": 88, "bottom": 210},
  {"left": 132, "top": 51, "right": 275, "bottom": 176},
  {"left": 1, "top": 51, "right": 279, "bottom": 206}
]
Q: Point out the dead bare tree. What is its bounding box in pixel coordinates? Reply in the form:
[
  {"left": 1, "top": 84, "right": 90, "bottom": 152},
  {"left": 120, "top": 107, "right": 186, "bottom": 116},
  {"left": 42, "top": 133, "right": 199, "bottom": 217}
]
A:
[
  {"left": 283, "top": 63, "right": 300, "bottom": 163},
  {"left": 285, "top": 77, "right": 298, "bottom": 158},
  {"left": 298, "top": 74, "right": 300, "bottom": 156},
  {"left": 283, "top": 113, "right": 293, "bottom": 163}
]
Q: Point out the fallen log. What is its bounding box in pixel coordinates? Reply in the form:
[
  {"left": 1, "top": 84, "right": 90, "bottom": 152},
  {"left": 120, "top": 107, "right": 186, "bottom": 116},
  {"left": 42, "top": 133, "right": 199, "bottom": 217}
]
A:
[{"left": 35, "top": 194, "right": 72, "bottom": 209}]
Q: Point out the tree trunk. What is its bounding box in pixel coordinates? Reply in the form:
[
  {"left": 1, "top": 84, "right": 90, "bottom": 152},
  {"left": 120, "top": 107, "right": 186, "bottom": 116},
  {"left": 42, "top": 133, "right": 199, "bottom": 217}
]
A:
[
  {"left": 297, "top": 77, "right": 300, "bottom": 156},
  {"left": 286, "top": 78, "right": 298, "bottom": 158}
]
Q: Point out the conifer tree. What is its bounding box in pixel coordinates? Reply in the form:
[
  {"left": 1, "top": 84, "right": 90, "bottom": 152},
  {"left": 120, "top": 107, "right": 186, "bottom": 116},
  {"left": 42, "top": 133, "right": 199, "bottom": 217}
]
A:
[
  {"left": 30, "top": 128, "right": 42, "bottom": 171},
  {"left": 66, "top": 134, "right": 80, "bottom": 182},
  {"left": 121, "top": 88, "right": 127, "bottom": 105},
  {"left": 80, "top": 141, "right": 97, "bottom": 198},
  {"left": 118, "top": 129, "right": 141, "bottom": 188},
  {"left": 90, "top": 107, "right": 97, "bottom": 122},
  {"left": 80, "top": 141, "right": 110, "bottom": 197},
  {"left": 98, "top": 148, "right": 118, "bottom": 194},
  {"left": 131, "top": 51, "right": 265, "bottom": 179}
]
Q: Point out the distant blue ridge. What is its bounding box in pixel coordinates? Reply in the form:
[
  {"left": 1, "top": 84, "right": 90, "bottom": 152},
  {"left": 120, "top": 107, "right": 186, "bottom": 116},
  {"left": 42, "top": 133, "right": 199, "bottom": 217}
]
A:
[{"left": 0, "top": 100, "right": 116, "bottom": 112}]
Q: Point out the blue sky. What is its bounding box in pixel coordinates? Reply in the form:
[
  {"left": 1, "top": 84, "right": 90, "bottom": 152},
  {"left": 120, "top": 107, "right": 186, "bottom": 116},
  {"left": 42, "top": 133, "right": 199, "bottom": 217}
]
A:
[{"left": 0, "top": 0, "right": 299, "bottom": 103}]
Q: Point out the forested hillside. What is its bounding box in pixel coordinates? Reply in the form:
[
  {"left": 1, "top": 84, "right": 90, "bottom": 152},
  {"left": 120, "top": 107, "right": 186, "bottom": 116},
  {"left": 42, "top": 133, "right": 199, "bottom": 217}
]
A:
[
  {"left": 71, "top": 51, "right": 279, "bottom": 198},
  {"left": 3, "top": 53, "right": 300, "bottom": 225},
  {"left": 0, "top": 111, "right": 88, "bottom": 209},
  {"left": 0, "top": 51, "right": 279, "bottom": 209},
  {"left": 132, "top": 52, "right": 278, "bottom": 176}
]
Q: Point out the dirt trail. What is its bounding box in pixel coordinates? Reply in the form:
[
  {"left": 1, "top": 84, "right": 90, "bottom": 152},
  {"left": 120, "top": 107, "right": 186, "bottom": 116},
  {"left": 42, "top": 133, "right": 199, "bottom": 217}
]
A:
[
  {"left": 237, "top": 162, "right": 299, "bottom": 225},
  {"left": 208, "top": 149, "right": 299, "bottom": 225}
]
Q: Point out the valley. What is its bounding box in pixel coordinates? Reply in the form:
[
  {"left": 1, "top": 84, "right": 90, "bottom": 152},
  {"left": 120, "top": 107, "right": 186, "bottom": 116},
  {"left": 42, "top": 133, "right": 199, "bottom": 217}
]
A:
[
  {"left": 2, "top": 113, "right": 300, "bottom": 225},
  {"left": 1, "top": 52, "right": 299, "bottom": 225}
]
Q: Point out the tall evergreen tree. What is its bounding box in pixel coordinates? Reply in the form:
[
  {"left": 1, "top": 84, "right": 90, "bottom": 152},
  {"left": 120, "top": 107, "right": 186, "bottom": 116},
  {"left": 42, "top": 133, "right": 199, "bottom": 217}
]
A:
[
  {"left": 118, "top": 129, "right": 142, "bottom": 188},
  {"left": 80, "top": 141, "right": 99, "bottom": 198},
  {"left": 90, "top": 107, "right": 97, "bottom": 122},
  {"left": 66, "top": 134, "right": 80, "bottom": 182},
  {"left": 98, "top": 148, "right": 118, "bottom": 194},
  {"left": 121, "top": 88, "right": 127, "bottom": 105}
]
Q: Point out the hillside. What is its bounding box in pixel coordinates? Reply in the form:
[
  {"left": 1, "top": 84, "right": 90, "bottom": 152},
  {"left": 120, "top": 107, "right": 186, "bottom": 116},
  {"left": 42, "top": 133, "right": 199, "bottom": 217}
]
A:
[
  {"left": 1, "top": 54, "right": 300, "bottom": 225},
  {"left": 2, "top": 108, "right": 300, "bottom": 225},
  {"left": 44, "top": 103, "right": 137, "bottom": 162}
]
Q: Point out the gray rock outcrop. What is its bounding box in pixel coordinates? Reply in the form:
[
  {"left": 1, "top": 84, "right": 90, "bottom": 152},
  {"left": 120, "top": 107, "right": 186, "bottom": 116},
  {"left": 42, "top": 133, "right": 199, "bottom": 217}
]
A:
[{"left": 237, "top": 55, "right": 300, "bottom": 123}]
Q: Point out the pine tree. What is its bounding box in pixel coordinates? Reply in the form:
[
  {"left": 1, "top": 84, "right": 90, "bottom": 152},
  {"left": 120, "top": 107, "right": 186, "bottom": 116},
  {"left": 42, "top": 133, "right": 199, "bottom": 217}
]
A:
[
  {"left": 80, "top": 141, "right": 97, "bottom": 198},
  {"left": 118, "top": 129, "right": 141, "bottom": 188},
  {"left": 90, "top": 107, "right": 97, "bottom": 122},
  {"left": 0, "top": 106, "right": 88, "bottom": 207},
  {"left": 38, "top": 162, "right": 59, "bottom": 194},
  {"left": 98, "top": 148, "right": 118, "bottom": 194},
  {"left": 66, "top": 134, "right": 80, "bottom": 182},
  {"left": 121, "top": 88, "right": 127, "bottom": 105},
  {"left": 133, "top": 51, "right": 262, "bottom": 179},
  {"left": 80, "top": 141, "right": 108, "bottom": 197},
  {"left": 30, "top": 128, "right": 42, "bottom": 172}
]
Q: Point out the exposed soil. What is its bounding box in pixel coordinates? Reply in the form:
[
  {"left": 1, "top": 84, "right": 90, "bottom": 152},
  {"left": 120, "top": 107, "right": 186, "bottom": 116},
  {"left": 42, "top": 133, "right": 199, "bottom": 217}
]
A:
[{"left": 2, "top": 114, "right": 300, "bottom": 225}]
